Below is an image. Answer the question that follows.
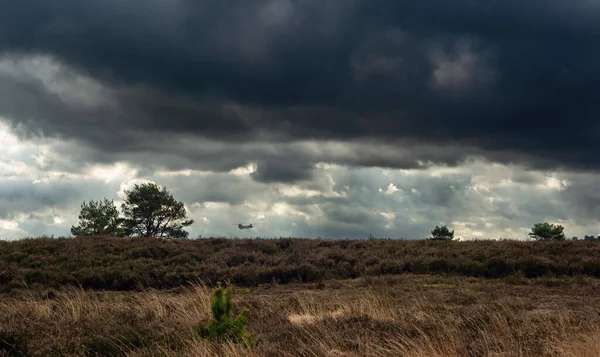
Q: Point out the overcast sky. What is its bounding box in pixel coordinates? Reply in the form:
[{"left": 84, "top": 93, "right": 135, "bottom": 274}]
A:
[{"left": 2, "top": 0, "right": 600, "bottom": 240}]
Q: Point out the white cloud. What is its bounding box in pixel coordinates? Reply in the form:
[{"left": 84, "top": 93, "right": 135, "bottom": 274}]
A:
[
  {"left": 542, "top": 176, "right": 570, "bottom": 191},
  {"left": 279, "top": 186, "right": 323, "bottom": 198},
  {"left": 0, "top": 219, "right": 21, "bottom": 231},
  {"left": 229, "top": 163, "right": 257, "bottom": 176},
  {"left": 117, "top": 178, "right": 156, "bottom": 200},
  {"left": 380, "top": 183, "right": 401, "bottom": 194},
  {"left": 87, "top": 163, "right": 138, "bottom": 183},
  {"left": 0, "top": 159, "right": 28, "bottom": 177},
  {"left": 379, "top": 211, "right": 396, "bottom": 229},
  {"left": 0, "top": 220, "right": 29, "bottom": 240}
]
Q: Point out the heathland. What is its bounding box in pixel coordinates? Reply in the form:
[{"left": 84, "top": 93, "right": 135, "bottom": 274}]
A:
[{"left": 1, "top": 237, "right": 600, "bottom": 356}]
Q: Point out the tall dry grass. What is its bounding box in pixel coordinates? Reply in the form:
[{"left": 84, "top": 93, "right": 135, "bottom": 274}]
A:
[
  {"left": 560, "top": 330, "right": 600, "bottom": 357},
  {"left": 0, "top": 283, "right": 214, "bottom": 356},
  {"left": 1, "top": 275, "right": 600, "bottom": 356}
]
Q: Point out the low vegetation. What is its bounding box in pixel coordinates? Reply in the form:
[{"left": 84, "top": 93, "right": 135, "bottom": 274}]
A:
[
  {"left": 1, "top": 236, "right": 600, "bottom": 295},
  {"left": 1, "top": 275, "right": 600, "bottom": 356}
]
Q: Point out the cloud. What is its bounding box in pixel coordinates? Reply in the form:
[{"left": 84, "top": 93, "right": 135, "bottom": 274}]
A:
[
  {"left": 0, "top": 0, "right": 598, "bottom": 175},
  {"left": 427, "top": 39, "right": 497, "bottom": 94}
]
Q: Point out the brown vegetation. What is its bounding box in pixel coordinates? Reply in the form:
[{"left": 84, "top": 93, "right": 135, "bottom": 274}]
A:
[
  {"left": 1, "top": 274, "right": 600, "bottom": 356},
  {"left": 1, "top": 236, "right": 600, "bottom": 295}
]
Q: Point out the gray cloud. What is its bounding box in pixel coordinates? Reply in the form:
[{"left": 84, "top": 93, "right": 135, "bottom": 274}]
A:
[
  {"left": 0, "top": 144, "right": 598, "bottom": 240},
  {"left": 0, "top": 178, "right": 122, "bottom": 220},
  {"left": 151, "top": 171, "right": 270, "bottom": 206},
  {"left": 250, "top": 159, "right": 315, "bottom": 183},
  {"left": 559, "top": 174, "right": 600, "bottom": 225},
  {"left": 0, "top": 0, "right": 599, "bottom": 178}
]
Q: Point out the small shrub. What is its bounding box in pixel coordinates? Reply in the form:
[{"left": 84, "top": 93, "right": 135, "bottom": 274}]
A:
[
  {"left": 195, "top": 286, "right": 253, "bottom": 347},
  {"left": 406, "top": 260, "right": 428, "bottom": 274},
  {"left": 582, "top": 257, "right": 600, "bottom": 277},
  {"left": 485, "top": 258, "right": 514, "bottom": 278},
  {"left": 519, "top": 257, "right": 552, "bottom": 278},
  {"left": 504, "top": 271, "right": 529, "bottom": 285},
  {"left": 363, "top": 257, "right": 380, "bottom": 267},
  {"left": 428, "top": 259, "right": 450, "bottom": 274},
  {"left": 377, "top": 260, "right": 404, "bottom": 275}
]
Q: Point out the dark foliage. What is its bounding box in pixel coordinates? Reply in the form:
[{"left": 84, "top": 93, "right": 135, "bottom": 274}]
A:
[
  {"left": 428, "top": 225, "right": 454, "bottom": 241},
  {"left": 121, "top": 183, "right": 194, "bottom": 239},
  {"left": 1, "top": 237, "right": 600, "bottom": 294},
  {"left": 528, "top": 222, "right": 566, "bottom": 241},
  {"left": 71, "top": 198, "right": 126, "bottom": 237}
]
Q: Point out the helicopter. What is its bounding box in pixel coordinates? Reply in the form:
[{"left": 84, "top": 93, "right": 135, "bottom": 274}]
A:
[{"left": 233, "top": 223, "right": 254, "bottom": 230}]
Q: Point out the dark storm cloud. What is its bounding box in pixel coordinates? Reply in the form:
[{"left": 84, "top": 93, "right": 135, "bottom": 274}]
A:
[
  {"left": 559, "top": 173, "right": 600, "bottom": 223},
  {"left": 1, "top": 0, "right": 600, "bottom": 174}
]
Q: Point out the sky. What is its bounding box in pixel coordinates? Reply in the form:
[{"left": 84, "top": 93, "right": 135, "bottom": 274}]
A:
[{"left": 1, "top": 0, "right": 600, "bottom": 240}]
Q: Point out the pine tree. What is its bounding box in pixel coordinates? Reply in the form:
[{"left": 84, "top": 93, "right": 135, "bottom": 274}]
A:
[{"left": 196, "top": 286, "right": 253, "bottom": 347}]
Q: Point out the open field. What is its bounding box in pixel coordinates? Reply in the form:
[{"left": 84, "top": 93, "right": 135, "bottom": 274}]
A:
[
  {"left": 2, "top": 274, "right": 600, "bottom": 356},
  {"left": 2, "top": 237, "right": 600, "bottom": 356}
]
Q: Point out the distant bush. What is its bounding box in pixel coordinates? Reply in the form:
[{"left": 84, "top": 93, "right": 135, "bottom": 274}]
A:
[
  {"left": 428, "top": 225, "right": 454, "bottom": 241},
  {"left": 528, "top": 222, "right": 565, "bottom": 241}
]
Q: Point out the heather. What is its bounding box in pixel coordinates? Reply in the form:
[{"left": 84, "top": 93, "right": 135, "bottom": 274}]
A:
[{"left": 1, "top": 236, "right": 599, "bottom": 295}]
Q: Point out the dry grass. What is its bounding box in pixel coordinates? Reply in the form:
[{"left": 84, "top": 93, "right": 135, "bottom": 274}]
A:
[
  {"left": 286, "top": 289, "right": 398, "bottom": 326},
  {"left": 0, "top": 283, "right": 214, "bottom": 356},
  {"left": 561, "top": 330, "right": 600, "bottom": 357},
  {"left": 2, "top": 275, "right": 600, "bottom": 356}
]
